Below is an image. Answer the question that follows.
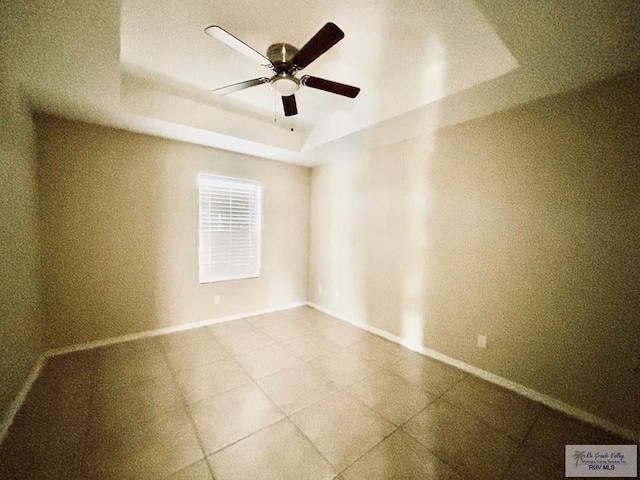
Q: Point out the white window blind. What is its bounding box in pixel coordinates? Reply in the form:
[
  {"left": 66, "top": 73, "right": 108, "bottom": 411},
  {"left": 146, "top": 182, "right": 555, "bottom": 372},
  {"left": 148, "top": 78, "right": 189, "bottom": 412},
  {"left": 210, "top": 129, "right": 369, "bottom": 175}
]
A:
[{"left": 198, "top": 174, "right": 262, "bottom": 283}]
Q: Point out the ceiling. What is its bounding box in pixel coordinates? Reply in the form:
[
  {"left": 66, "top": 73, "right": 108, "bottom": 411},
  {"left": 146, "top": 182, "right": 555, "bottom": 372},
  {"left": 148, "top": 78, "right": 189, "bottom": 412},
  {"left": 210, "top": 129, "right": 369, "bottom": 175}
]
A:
[
  {"left": 13, "top": 0, "right": 640, "bottom": 165},
  {"left": 120, "top": 0, "right": 517, "bottom": 149}
]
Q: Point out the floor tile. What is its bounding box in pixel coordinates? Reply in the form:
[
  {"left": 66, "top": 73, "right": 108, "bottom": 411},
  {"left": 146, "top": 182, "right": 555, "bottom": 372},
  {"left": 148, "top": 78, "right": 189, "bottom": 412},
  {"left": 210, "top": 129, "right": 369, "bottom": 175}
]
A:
[
  {"left": 166, "top": 459, "right": 214, "bottom": 480},
  {"left": 310, "top": 349, "right": 381, "bottom": 387},
  {"left": 96, "top": 349, "right": 172, "bottom": 390},
  {"left": 246, "top": 311, "right": 289, "bottom": 329},
  {"left": 163, "top": 337, "right": 230, "bottom": 371},
  {"left": 208, "top": 318, "right": 260, "bottom": 337},
  {"left": 361, "top": 335, "right": 414, "bottom": 358},
  {"left": 235, "top": 343, "right": 303, "bottom": 379},
  {"left": 403, "top": 399, "right": 519, "bottom": 480},
  {"left": 524, "top": 407, "right": 630, "bottom": 452},
  {"left": 386, "top": 353, "right": 467, "bottom": 395},
  {"left": 501, "top": 444, "right": 566, "bottom": 480},
  {"left": 4, "top": 307, "right": 632, "bottom": 480},
  {"left": 87, "top": 408, "right": 203, "bottom": 480},
  {"left": 284, "top": 333, "right": 341, "bottom": 361},
  {"left": 0, "top": 354, "right": 95, "bottom": 479},
  {"left": 347, "top": 369, "right": 436, "bottom": 425},
  {"left": 0, "top": 448, "right": 85, "bottom": 480},
  {"left": 0, "top": 406, "right": 89, "bottom": 479},
  {"left": 348, "top": 339, "right": 406, "bottom": 367},
  {"left": 290, "top": 391, "right": 395, "bottom": 471},
  {"left": 189, "top": 383, "right": 285, "bottom": 454},
  {"left": 160, "top": 329, "right": 228, "bottom": 365},
  {"left": 176, "top": 358, "right": 252, "bottom": 404},
  {"left": 440, "top": 375, "right": 542, "bottom": 441},
  {"left": 258, "top": 319, "right": 314, "bottom": 343},
  {"left": 216, "top": 329, "right": 276, "bottom": 355},
  {"left": 95, "top": 337, "right": 161, "bottom": 364},
  {"left": 207, "top": 419, "right": 336, "bottom": 480},
  {"left": 257, "top": 364, "right": 341, "bottom": 415},
  {"left": 319, "top": 324, "right": 374, "bottom": 347},
  {"left": 90, "top": 374, "right": 183, "bottom": 437},
  {"left": 341, "top": 429, "right": 463, "bottom": 480},
  {"left": 159, "top": 327, "right": 216, "bottom": 348},
  {"left": 303, "top": 313, "right": 346, "bottom": 332}
]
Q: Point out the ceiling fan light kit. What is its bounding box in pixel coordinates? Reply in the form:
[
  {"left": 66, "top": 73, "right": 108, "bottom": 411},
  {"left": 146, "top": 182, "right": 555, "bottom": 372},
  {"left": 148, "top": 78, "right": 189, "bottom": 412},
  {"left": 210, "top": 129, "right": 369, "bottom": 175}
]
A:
[
  {"left": 269, "top": 74, "right": 300, "bottom": 96},
  {"left": 204, "top": 22, "right": 360, "bottom": 117}
]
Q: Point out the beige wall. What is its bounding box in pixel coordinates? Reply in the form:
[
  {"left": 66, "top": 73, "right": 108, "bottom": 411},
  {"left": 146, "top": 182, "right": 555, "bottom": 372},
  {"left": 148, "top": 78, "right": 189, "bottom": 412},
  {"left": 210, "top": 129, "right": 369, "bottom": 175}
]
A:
[
  {"left": 0, "top": 84, "right": 43, "bottom": 425},
  {"left": 0, "top": 0, "right": 119, "bottom": 426},
  {"left": 309, "top": 71, "right": 640, "bottom": 432},
  {"left": 36, "top": 116, "right": 310, "bottom": 349}
]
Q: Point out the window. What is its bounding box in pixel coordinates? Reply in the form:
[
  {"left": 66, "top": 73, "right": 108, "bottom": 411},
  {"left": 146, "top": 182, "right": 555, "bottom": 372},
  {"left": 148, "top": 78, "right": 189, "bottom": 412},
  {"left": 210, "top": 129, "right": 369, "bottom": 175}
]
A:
[{"left": 198, "top": 174, "right": 262, "bottom": 283}]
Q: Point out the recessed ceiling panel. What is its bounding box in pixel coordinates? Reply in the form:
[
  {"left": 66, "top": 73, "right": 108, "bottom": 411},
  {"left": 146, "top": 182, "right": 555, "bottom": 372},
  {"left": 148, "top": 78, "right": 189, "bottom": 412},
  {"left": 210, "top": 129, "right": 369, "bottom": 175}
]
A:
[{"left": 121, "top": 0, "right": 518, "bottom": 151}]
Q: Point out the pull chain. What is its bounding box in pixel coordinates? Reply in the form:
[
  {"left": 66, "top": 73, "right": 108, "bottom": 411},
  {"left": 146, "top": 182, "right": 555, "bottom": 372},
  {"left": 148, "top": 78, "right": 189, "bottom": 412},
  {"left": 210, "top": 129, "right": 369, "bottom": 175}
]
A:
[
  {"left": 290, "top": 116, "right": 294, "bottom": 132},
  {"left": 273, "top": 91, "right": 277, "bottom": 123}
]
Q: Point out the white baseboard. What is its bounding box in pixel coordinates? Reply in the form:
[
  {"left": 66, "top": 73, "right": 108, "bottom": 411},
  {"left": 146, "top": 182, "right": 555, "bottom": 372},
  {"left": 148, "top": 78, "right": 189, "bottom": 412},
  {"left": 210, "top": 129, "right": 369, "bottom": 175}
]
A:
[
  {"left": 5, "top": 300, "right": 636, "bottom": 446},
  {"left": 46, "top": 301, "right": 307, "bottom": 357},
  {"left": 1, "top": 301, "right": 306, "bottom": 444},
  {"left": 0, "top": 355, "right": 46, "bottom": 445},
  {"left": 306, "top": 302, "right": 639, "bottom": 444}
]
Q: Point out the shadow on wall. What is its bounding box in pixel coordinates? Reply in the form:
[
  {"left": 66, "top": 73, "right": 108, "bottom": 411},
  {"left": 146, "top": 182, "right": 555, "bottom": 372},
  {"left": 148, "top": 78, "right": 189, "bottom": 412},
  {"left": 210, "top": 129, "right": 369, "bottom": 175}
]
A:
[
  {"left": 423, "top": 72, "right": 640, "bottom": 431},
  {"left": 35, "top": 114, "right": 165, "bottom": 349},
  {"left": 308, "top": 24, "right": 446, "bottom": 344},
  {"left": 310, "top": 64, "right": 640, "bottom": 432},
  {"left": 358, "top": 42, "right": 445, "bottom": 346}
]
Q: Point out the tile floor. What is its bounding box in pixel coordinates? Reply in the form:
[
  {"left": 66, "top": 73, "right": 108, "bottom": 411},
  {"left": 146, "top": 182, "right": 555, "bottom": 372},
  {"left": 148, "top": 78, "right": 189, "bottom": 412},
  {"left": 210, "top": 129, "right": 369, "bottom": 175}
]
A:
[{"left": 0, "top": 307, "right": 633, "bottom": 479}]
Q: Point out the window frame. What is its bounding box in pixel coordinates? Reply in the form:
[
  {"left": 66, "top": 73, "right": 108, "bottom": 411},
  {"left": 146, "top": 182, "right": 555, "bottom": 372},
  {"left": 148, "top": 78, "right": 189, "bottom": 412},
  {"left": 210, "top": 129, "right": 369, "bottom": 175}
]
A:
[{"left": 197, "top": 173, "right": 263, "bottom": 284}]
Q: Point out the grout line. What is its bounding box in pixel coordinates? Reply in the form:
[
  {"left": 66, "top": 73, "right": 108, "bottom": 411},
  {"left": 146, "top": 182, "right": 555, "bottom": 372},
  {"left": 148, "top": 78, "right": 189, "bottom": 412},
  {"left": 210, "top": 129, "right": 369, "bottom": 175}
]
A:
[
  {"left": 387, "top": 379, "right": 474, "bottom": 480},
  {"left": 8, "top": 305, "right": 636, "bottom": 479},
  {"left": 498, "top": 412, "right": 545, "bottom": 480},
  {"left": 399, "top": 423, "right": 472, "bottom": 479},
  {"left": 391, "top": 373, "right": 468, "bottom": 431},
  {"left": 0, "top": 304, "right": 307, "bottom": 471},
  {"left": 256, "top": 335, "right": 410, "bottom": 475},
  {"left": 389, "top": 377, "right": 489, "bottom": 480},
  {"left": 158, "top": 338, "right": 216, "bottom": 479},
  {"left": 286, "top": 414, "right": 344, "bottom": 474},
  {"left": 332, "top": 427, "right": 400, "bottom": 477},
  {"left": 188, "top": 320, "right": 298, "bottom": 471},
  {"left": 200, "top": 314, "right": 404, "bottom": 476},
  {"left": 306, "top": 302, "right": 640, "bottom": 443},
  {"left": 498, "top": 411, "right": 546, "bottom": 480}
]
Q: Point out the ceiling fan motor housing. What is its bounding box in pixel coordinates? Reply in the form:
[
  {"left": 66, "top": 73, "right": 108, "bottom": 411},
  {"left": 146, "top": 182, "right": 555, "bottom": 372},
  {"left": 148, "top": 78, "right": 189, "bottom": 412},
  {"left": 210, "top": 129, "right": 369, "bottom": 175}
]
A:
[
  {"left": 266, "top": 43, "right": 299, "bottom": 73},
  {"left": 266, "top": 43, "right": 301, "bottom": 96}
]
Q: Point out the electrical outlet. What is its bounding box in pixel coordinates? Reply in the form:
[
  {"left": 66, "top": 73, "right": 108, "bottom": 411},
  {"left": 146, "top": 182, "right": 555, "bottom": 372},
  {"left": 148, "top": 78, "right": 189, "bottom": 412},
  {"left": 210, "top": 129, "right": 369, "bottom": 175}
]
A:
[
  {"left": 477, "top": 334, "right": 487, "bottom": 348},
  {"left": 214, "top": 295, "right": 221, "bottom": 305}
]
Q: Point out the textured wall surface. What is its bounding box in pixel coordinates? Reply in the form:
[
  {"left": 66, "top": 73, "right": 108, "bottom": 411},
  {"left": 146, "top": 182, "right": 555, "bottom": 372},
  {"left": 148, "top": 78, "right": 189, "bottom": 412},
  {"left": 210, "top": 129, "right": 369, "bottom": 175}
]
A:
[
  {"left": 309, "top": 71, "right": 640, "bottom": 432},
  {"left": 36, "top": 116, "right": 310, "bottom": 349}
]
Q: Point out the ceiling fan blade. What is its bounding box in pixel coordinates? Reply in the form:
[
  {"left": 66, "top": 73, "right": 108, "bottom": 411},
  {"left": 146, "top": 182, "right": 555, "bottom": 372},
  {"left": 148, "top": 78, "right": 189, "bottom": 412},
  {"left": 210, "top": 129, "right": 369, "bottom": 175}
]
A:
[
  {"left": 282, "top": 94, "right": 298, "bottom": 117},
  {"left": 292, "top": 23, "right": 344, "bottom": 70},
  {"left": 213, "top": 77, "right": 270, "bottom": 95},
  {"left": 301, "top": 75, "right": 360, "bottom": 98},
  {"left": 204, "top": 25, "right": 273, "bottom": 69}
]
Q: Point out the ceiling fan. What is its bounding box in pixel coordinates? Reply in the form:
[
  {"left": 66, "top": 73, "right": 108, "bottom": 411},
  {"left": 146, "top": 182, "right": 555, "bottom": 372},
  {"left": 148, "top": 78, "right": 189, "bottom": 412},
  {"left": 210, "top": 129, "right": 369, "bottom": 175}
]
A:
[{"left": 204, "top": 23, "right": 360, "bottom": 117}]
